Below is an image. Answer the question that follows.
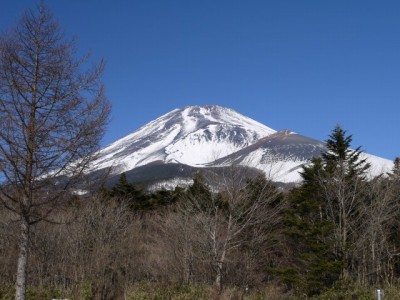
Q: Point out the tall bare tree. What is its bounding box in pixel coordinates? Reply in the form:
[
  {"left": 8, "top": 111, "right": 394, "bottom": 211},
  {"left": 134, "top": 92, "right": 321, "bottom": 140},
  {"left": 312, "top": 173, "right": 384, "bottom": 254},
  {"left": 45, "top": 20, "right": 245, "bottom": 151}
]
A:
[{"left": 0, "top": 5, "right": 110, "bottom": 299}]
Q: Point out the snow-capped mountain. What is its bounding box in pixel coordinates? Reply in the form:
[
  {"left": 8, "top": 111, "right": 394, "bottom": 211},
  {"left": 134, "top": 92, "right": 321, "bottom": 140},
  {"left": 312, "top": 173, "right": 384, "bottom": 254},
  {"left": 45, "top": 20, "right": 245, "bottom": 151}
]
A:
[
  {"left": 92, "top": 105, "right": 275, "bottom": 175},
  {"left": 90, "top": 105, "right": 393, "bottom": 185}
]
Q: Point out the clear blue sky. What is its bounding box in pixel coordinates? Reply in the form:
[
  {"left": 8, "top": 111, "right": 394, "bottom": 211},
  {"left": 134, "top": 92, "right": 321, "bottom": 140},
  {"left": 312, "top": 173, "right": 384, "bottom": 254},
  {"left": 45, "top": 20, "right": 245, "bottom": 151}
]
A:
[{"left": 2, "top": 1, "right": 399, "bottom": 160}]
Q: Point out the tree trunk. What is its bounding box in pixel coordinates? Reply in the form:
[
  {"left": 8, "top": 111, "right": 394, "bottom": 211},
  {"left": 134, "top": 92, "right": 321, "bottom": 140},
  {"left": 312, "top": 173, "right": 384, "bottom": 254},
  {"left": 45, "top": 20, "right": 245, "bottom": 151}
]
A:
[
  {"left": 15, "top": 218, "right": 30, "bottom": 300},
  {"left": 215, "top": 216, "right": 231, "bottom": 290},
  {"left": 215, "top": 261, "right": 223, "bottom": 289}
]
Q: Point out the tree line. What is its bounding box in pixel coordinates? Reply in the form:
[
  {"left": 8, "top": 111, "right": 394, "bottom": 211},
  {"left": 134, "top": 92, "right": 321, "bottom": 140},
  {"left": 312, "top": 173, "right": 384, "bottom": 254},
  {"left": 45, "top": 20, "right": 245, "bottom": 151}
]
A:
[{"left": 1, "top": 125, "right": 400, "bottom": 299}]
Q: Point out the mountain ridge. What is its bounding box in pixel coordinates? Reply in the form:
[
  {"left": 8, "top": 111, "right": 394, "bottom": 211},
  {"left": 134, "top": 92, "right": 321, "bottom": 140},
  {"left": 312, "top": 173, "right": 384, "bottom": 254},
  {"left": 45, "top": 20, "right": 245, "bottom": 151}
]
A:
[{"left": 89, "top": 105, "right": 393, "bottom": 186}]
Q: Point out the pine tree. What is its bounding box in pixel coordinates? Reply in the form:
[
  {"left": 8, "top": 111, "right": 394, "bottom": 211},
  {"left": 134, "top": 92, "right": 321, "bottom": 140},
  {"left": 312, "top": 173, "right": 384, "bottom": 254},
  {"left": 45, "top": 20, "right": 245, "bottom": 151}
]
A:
[
  {"left": 148, "top": 186, "right": 184, "bottom": 208},
  {"left": 109, "top": 173, "right": 149, "bottom": 210},
  {"left": 280, "top": 125, "right": 369, "bottom": 294},
  {"left": 320, "top": 125, "right": 369, "bottom": 279},
  {"left": 185, "top": 172, "right": 214, "bottom": 212},
  {"left": 322, "top": 125, "right": 370, "bottom": 178},
  {"left": 281, "top": 158, "right": 341, "bottom": 295}
]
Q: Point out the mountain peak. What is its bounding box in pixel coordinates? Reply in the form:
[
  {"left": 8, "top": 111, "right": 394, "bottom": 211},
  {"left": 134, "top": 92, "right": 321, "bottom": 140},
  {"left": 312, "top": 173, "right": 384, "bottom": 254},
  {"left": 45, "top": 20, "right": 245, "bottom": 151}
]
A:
[
  {"left": 92, "top": 105, "right": 276, "bottom": 174},
  {"left": 89, "top": 105, "right": 393, "bottom": 185}
]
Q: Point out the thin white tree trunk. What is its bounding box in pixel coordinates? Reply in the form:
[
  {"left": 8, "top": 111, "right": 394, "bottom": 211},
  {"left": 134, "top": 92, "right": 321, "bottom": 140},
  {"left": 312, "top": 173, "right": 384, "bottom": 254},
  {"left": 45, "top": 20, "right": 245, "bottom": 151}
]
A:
[
  {"left": 15, "top": 218, "right": 30, "bottom": 300},
  {"left": 215, "top": 260, "right": 223, "bottom": 289},
  {"left": 215, "top": 215, "right": 232, "bottom": 289}
]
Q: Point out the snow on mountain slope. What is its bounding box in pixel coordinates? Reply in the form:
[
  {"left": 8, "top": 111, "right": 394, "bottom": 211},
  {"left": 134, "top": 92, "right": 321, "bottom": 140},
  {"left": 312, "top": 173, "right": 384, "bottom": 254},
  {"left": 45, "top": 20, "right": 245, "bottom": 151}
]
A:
[
  {"left": 360, "top": 153, "right": 393, "bottom": 177},
  {"left": 210, "top": 130, "right": 326, "bottom": 182},
  {"left": 211, "top": 130, "right": 393, "bottom": 183},
  {"left": 91, "top": 105, "right": 276, "bottom": 174},
  {"left": 89, "top": 105, "right": 393, "bottom": 185}
]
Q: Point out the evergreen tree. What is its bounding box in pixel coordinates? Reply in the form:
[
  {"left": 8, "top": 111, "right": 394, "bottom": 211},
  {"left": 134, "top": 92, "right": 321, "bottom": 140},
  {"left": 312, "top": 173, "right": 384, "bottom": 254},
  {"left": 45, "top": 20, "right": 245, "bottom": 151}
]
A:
[
  {"left": 320, "top": 125, "right": 369, "bottom": 279},
  {"left": 108, "top": 173, "right": 150, "bottom": 211},
  {"left": 148, "top": 186, "right": 183, "bottom": 208},
  {"left": 243, "top": 174, "right": 278, "bottom": 205},
  {"left": 185, "top": 172, "right": 214, "bottom": 212},
  {"left": 389, "top": 157, "right": 400, "bottom": 179},
  {"left": 280, "top": 158, "right": 341, "bottom": 295},
  {"left": 322, "top": 125, "right": 370, "bottom": 178},
  {"left": 110, "top": 173, "right": 134, "bottom": 198},
  {"left": 279, "top": 126, "right": 369, "bottom": 294}
]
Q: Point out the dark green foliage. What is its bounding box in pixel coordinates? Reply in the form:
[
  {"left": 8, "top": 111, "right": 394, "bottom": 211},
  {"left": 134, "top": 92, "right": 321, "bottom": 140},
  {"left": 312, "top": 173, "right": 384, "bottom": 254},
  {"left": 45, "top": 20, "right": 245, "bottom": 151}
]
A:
[
  {"left": 108, "top": 173, "right": 150, "bottom": 210},
  {"left": 389, "top": 157, "right": 400, "bottom": 179},
  {"left": 240, "top": 174, "right": 283, "bottom": 228},
  {"left": 110, "top": 173, "right": 138, "bottom": 198},
  {"left": 276, "top": 126, "right": 370, "bottom": 296},
  {"left": 186, "top": 173, "right": 213, "bottom": 202},
  {"left": 280, "top": 165, "right": 341, "bottom": 296},
  {"left": 148, "top": 186, "right": 184, "bottom": 207},
  {"left": 319, "top": 126, "right": 369, "bottom": 270},
  {"left": 244, "top": 174, "right": 278, "bottom": 203},
  {"left": 322, "top": 125, "right": 370, "bottom": 178},
  {"left": 106, "top": 173, "right": 181, "bottom": 211},
  {"left": 185, "top": 172, "right": 221, "bottom": 212}
]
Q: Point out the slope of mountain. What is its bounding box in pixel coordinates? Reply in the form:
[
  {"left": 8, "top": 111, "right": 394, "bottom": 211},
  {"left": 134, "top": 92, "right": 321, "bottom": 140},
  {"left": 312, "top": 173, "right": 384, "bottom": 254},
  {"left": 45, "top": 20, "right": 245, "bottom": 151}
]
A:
[
  {"left": 209, "top": 130, "right": 326, "bottom": 182},
  {"left": 210, "top": 130, "right": 393, "bottom": 182},
  {"left": 92, "top": 105, "right": 275, "bottom": 174},
  {"left": 89, "top": 105, "right": 393, "bottom": 186}
]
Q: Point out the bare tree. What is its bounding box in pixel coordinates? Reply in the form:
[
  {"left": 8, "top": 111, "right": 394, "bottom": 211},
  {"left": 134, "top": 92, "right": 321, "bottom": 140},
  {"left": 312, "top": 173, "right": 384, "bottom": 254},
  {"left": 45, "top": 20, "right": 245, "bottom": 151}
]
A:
[
  {"left": 311, "top": 126, "right": 370, "bottom": 279},
  {"left": 357, "top": 178, "right": 400, "bottom": 285},
  {"left": 352, "top": 163, "right": 400, "bottom": 285},
  {"left": 159, "top": 209, "right": 200, "bottom": 284},
  {"left": 316, "top": 165, "right": 367, "bottom": 278},
  {"left": 0, "top": 5, "right": 110, "bottom": 299},
  {"left": 64, "top": 195, "right": 135, "bottom": 300},
  {"left": 176, "top": 168, "right": 282, "bottom": 290}
]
